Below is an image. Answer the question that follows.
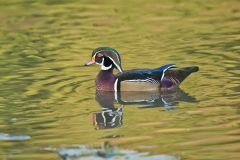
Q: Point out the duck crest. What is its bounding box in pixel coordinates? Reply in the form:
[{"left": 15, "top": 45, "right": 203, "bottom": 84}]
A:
[{"left": 92, "top": 47, "right": 123, "bottom": 72}]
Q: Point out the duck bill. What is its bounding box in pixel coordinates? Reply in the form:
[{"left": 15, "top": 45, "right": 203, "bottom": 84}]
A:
[
  {"left": 85, "top": 60, "right": 95, "bottom": 66},
  {"left": 85, "top": 54, "right": 96, "bottom": 66}
]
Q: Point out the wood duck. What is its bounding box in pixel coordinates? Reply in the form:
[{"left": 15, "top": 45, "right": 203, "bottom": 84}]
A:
[{"left": 85, "top": 47, "right": 199, "bottom": 91}]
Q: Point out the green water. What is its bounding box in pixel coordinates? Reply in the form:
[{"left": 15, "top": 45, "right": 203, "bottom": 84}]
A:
[{"left": 0, "top": 0, "right": 239, "bottom": 159}]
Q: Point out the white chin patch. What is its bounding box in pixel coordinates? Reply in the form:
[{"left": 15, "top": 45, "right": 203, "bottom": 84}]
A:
[
  {"left": 99, "top": 58, "right": 112, "bottom": 70},
  {"left": 101, "top": 64, "right": 112, "bottom": 70}
]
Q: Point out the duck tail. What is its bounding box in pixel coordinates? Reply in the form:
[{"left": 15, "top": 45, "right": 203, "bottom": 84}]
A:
[
  {"left": 187, "top": 66, "right": 199, "bottom": 73},
  {"left": 165, "top": 66, "right": 199, "bottom": 84}
]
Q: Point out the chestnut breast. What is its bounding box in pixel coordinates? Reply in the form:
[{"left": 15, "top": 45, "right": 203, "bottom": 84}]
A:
[{"left": 96, "top": 70, "right": 116, "bottom": 91}]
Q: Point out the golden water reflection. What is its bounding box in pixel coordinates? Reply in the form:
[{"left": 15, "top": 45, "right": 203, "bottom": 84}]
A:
[
  {"left": 93, "top": 89, "right": 196, "bottom": 130},
  {"left": 0, "top": 0, "right": 239, "bottom": 160}
]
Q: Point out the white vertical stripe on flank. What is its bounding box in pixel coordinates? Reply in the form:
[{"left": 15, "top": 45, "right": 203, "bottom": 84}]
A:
[{"left": 114, "top": 78, "right": 119, "bottom": 101}]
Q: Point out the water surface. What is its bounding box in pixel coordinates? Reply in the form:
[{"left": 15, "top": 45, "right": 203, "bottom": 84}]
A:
[{"left": 0, "top": 0, "right": 239, "bottom": 159}]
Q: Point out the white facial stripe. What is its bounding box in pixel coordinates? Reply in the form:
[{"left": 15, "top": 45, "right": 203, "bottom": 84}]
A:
[
  {"left": 93, "top": 50, "right": 102, "bottom": 58},
  {"left": 113, "top": 51, "right": 121, "bottom": 64},
  {"left": 101, "top": 64, "right": 112, "bottom": 70},
  {"left": 93, "top": 50, "right": 122, "bottom": 72},
  {"left": 100, "top": 58, "right": 113, "bottom": 70},
  {"left": 94, "top": 50, "right": 120, "bottom": 63},
  {"left": 107, "top": 56, "right": 122, "bottom": 72}
]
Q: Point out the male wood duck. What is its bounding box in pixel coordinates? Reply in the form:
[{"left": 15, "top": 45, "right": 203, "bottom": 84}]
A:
[{"left": 85, "top": 47, "right": 199, "bottom": 91}]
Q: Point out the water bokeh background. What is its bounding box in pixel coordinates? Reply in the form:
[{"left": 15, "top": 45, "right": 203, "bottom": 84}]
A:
[{"left": 0, "top": 0, "right": 239, "bottom": 159}]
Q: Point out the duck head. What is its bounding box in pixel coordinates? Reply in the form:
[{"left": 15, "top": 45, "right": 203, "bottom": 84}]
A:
[{"left": 85, "top": 47, "right": 123, "bottom": 72}]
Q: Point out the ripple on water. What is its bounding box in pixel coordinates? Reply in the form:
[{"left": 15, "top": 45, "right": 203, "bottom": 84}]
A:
[
  {"left": 0, "top": 1, "right": 240, "bottom": 160},
  {"left": 0, "top": 133, "right": 31, "bottom": 141},
  {"left": 46, "top": 144, "right": 180, "bottom": 160}
]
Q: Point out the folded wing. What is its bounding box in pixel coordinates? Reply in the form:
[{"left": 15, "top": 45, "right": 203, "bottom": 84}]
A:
[{"left": 115, "top": 64, "right": 175, "bottom": 91}]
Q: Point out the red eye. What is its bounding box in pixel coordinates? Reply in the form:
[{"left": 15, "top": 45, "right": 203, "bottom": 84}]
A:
[{"left": 97, "top": 53, "right": 103, "bottom": 57}]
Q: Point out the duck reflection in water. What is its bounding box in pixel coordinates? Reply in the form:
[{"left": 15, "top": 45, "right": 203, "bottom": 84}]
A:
[
  {"left": 93, "top": 91, "right": 123, "bottom": 130},
  {"left": 93, "top": 88, "right": 196, "bottom": 130}
]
